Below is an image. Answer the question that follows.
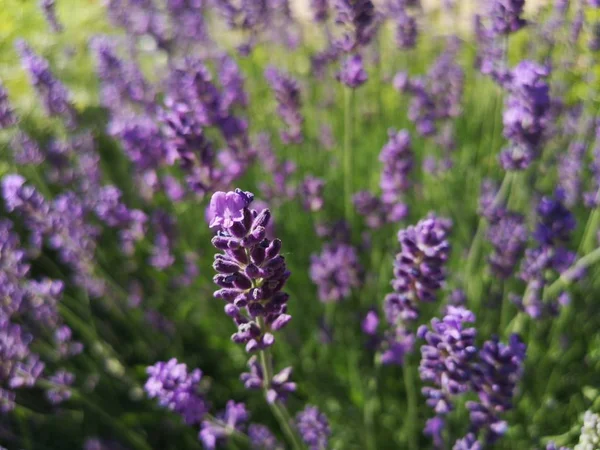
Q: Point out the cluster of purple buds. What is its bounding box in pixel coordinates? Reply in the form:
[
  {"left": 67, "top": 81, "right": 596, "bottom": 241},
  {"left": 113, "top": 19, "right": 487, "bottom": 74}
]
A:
[
  {"left": 295, "top": 405, "right": 331, "bottom": 450},
  {"left": 311, "top": 0, "right": 330, "bottom": 22},
  {"left": 418, "top": 307, "right": 478, "bottom": 415},
  {"left": 387, "top": 214, "right": 451, "bottom": 307},
  {"left": 0, "top": 80, "right": 17, "bottom": 129},
  {"left": 145, "top": 358, "right": 208, "bottom": 425},
  {"left": 2, "top": 175, "right": 104, "bottom": 296},
  {"left": 105, "top": 0, "right": 169, "bottom": 49},
  {"left": 15, "top": 40, "right": 76, "bottom": 128},
  {"left": 210, "top": 189, "right": 292, "bottom": 353},
  {"left": 500, "top": 61, "right": 551, "bottom": 171},
  {"left": 418, "top": 308, "right": 526, "bottom": 445},
  {"left": 516, "top": 191, "right": 577, "bottom": 318},
  {"left": 240, "top": 355, "right": 296, "bottom": 404},
  {"left": 90, "top": 37, "right": 153, "bottom": 111},
  {"left": 46, "top": 370, "right": 75, "bottom": 404},
  {"left": 39, "top": 0, "right": 63, "bottom": 33},
  {"left": 309, "top": 243, "right": 363, "bottom": 303},
  {"left": 488, "top": 0, "right": 526, "bottom": 35},
  {"left": 300, "top": 175, "right": 325, "bottom": 212},
  {"left": 333, "top": 0, "right": 377, "bottom": 52},
  {"left": 200, "top": 401, "right": 248, "bottom": 449},
  {"left": 337, "top": 54, "right": 368, "bottom": 88},
  {"left": 486, "top": 211, "right": 528, "bottom": 279},
  {"left": 264, "top": 66, "right": 304, "bottom": 144},
  {"left": 467, "top": 334, "right": 526, "bottom": 443},
  {"left": 387, "top": 0, "right": 419, "bottom": 49},
  {"left": 353, "top": 128, "right": 412, "bottom": 227}
]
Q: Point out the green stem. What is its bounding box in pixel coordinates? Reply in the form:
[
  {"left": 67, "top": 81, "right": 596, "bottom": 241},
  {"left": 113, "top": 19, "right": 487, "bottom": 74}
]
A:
[
  {"left": 343, "top": 86, "right": 354, "bottom": 225},
  {"left": 256, "top": 319, "right": 303, "bottom": 450},
  {"left": 402, "top": 362, "right": 418, "bottom": 450},
  {"left": 543, "top": 247, "right": 600, "bottom": 300}
]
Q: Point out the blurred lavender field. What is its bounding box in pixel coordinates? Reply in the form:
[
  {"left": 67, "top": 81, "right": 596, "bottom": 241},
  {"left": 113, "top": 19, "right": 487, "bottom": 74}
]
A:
[{"left": 0, "top": 0, "right": 600, "bottom": 449}]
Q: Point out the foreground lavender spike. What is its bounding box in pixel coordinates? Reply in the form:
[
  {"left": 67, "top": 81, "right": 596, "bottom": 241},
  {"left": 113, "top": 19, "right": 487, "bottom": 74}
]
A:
[
  {"left": 15, "top": 40, "right": 76, "bottom": 127},
  {"left": 145, "top": 358, "right": 208, "bottom": 425},
  {"left": 210, "top": 190, "right": 291, "bottom": 352},
  {"left": 248, "top": 424, "right": 283, "bottom": 449},
  {"left": 295, "top": 405, "right": 331, "bottom": 450}
]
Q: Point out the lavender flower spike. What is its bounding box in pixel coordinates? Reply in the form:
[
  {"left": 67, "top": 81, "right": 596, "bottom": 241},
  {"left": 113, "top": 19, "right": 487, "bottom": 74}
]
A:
[
  {"left": 0, "top": 80, "right": 17, "bottom": 128},
  {"left": 309, "top": 243, "right": 362, "bottom": 303},
  {"left": 210, "top": 189, "right": 291, "bottom": 353},
  {"left": 15, "top": 40, "right": 76, "bottom": 127},
  {"left": 265, "top": 67, "right": 304, "bottom": 144},
  {"left": 295, "top": 405, "right": 331, "bottom": 450}
]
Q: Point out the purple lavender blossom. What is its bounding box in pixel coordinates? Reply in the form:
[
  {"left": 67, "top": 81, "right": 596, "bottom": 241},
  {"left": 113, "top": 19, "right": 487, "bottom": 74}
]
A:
[
  {"left": 379, "top": 128, "right": 413, "bottom": 206},
  {"left": 311, "top": 0, "right": 330, "bottom": 22},
  {"left": 248, "top": 424, "right": 283, "bottom": 449},
  {"left": 199, "top": 401, "right": 248, "bottom": 450},
  {"left": 145, "top": 358, "right": 208, "bottom": 425},
  {"left": 467, "top": 334, "right": 526, "bottom": 443},
  {"left": 385, "top": 214, "right": 451, "bottom": 314},
  {"left": 0, "top": 80, "right": 17, "bottom": 128},
  {"left": 39, "top": 0, "right": 63, "bottom": 33},
  {"left": 300, "top": 176, "right": 325, "bottom": 212},
  {"left": 90, "top": 37, "right": 153, "bottom": 110},
  {"left": 453, "top": 434, "right": 482, "bottom": 450},
  {"left": 534, "top": 191, "right": 576, "bottom": 246},
  {"left": 558, "top": 142, "right": 586, "bottom": 207},
  {"left": 15, "top": 40, "right": 76, "bottom": 127},
  {"left": 46, "top": 370, "right": 75, "bottom": 404},
  {"left": 502, "top": 61, "right": 551, "bottom": 166},
  {"left": 337, "top": 54, "right": 368, "bottom": 88},
  {"left": 210, "top": 189, "right": 292, "bottom": 353},
  {"left": 353, "top": 191, "right": 387, "bottom": 229},
  {"left": 295, "top": 405, "right": 331, "bottom": 450},
  {"left": 264, "top": 66, "right": 304, "bottom": 144},
  {"left": 489, "top": 0, "right": 526, "bottom": 35},
  {"left": 309, "top": 243, "right": 362, "bottom": 303},
  {"left": 418, "top": 307, "right": 478, "bottom": 415},
  {"left": 149, "top": 211, "right": 176, "bottom": 270},
  {"left": 240, "top": 356, "right": 296, "bottom": 404},
  {"left": 487, "top": 212, "right": 528, "bottom": 278},
  {"left": 333, "top": 0, "right": 377, "bottom": 51},
  {"left": 11, "top": 133, "right": 44, "bottom": 165},
  {"left": 393, "top": 11, "right": 418, "bottom": 49}
]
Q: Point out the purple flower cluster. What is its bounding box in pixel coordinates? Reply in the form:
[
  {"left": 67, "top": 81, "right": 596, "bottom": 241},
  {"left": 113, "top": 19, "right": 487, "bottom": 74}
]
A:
[
  {"left": 264, "top": 66, "right": 304, "bottom": 144},
  {"left": 467, "top": 334, "right": 526, "bottom": 443},
  {"left": 90, "top": 37, "right": 154, "bottom": 111},
  {"left": 418, "top": 308, "right": 526, "bottom": 446},
  {"left": 39, "top": 0, "right": 63, "bottom": 33},
  {"left": 200, "top": 401, "right": 248, "bottom": 449},
  {"left": 489, "top": 0, "right": 526, "bottom": 35},
  {"left": 15, "top": 40, "right": 76, "bottom": 127},
  {"left": 210, "top": 190, "right": 292, "bottom": 352},
  {"left": 337, "top": 54, "right": 368, "bottom": 88},
  {"left": 387, "top": 0, "right": 419, "bottom": 49},
  {"left": 309, "top": 243, "right": 362, "bottom": 303},
  {"left": 295, "top": 405, "right": 331, "bottom": 450},
  {"left": 354, "top": 128, "right": 413, "bottom": 227},
  {"left": 333, "top": 0, "right": 377, "bottom": 52},
  {"left": 145, "top": 358, "right": 208, "bottom": 425},
  {"left": 240, "top": 355, "right": 296, "bottom": 404},
  {"left": 500, "top": 61, "right": 551, "bottom": 170},
  {"left": 487, "top": 212, "right": 528, "bottom": 279},
  {"left": 0, "top": 80, "right": 17, "bottom": 129},
  {"left": 2, "top": 175, "right": 104, "bottom": 296},
  {"left": 394, "top": 40, "right": 464, "bottom": 139}
]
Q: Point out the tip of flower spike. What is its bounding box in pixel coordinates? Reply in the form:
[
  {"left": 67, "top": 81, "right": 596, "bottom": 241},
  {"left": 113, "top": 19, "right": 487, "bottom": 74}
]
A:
[{"left": 208, "top": 189, "right": 254, "bottom": 230}]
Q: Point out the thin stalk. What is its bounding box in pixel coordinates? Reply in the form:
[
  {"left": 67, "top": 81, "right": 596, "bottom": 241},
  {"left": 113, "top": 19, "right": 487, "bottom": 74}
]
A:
[
  {"left": 256, "top": 317, "right": 304, "bottom": 450},
  {"left": 343, "top": 86, "right": 354, "bottom": 225},
  {"left": 402, "top": 362, "right": 418, "bottom": 450},
  {"left": 543, "top": 246, "right": 600, "bottom": 300}
]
